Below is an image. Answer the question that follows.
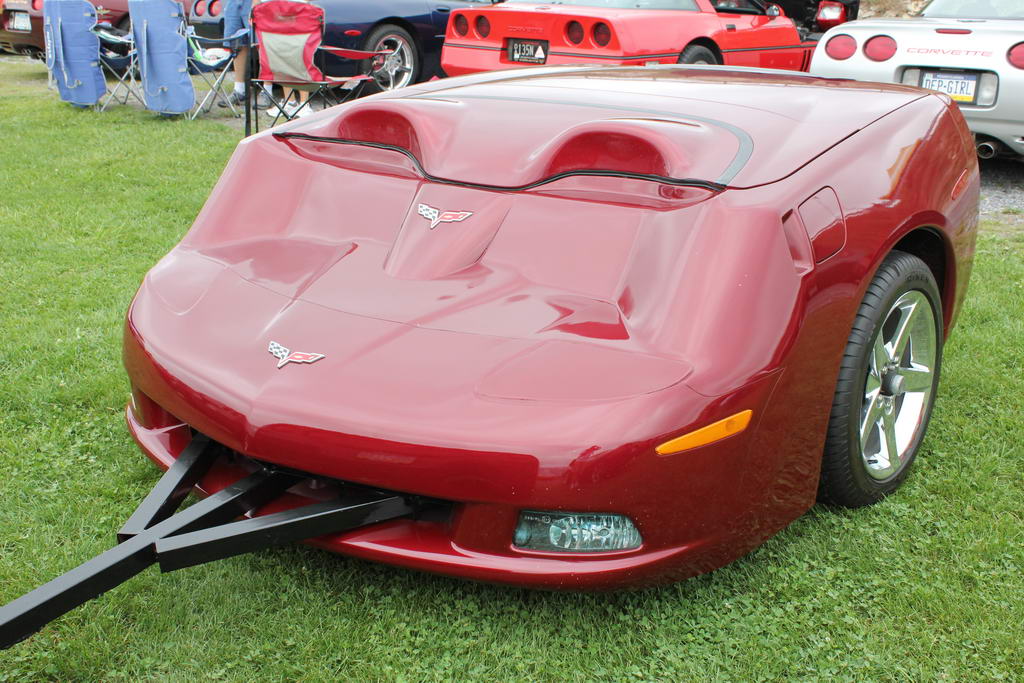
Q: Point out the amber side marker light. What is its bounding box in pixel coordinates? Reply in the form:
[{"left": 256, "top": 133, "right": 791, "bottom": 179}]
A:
[{"left": 655, "top": 410, "right": 753, "bottom": 455}]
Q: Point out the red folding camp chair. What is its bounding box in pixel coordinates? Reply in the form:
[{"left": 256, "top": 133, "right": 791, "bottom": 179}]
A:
[{"left": 246, "top": 0, "right": 390, "bottom": 134}]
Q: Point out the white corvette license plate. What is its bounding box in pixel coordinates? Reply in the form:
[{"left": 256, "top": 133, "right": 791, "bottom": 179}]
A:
[
  {"left": 9, "top": 11, "right": 32, "bottom": 32},
  {"left": 920, "top": 71, "right": 978, "bottom": 104},
  {"left": 508, "top": 39, "right": 548, "bottom": 64}
]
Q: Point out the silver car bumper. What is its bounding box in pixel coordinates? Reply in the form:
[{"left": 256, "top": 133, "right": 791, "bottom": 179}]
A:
[{"left": 811, "top": 41, "right": 1024, "bottom": 157}]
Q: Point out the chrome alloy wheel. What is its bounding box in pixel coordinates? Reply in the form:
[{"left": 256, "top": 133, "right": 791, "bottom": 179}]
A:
[
  {"left": 370, "top": 33, "right": 415, "bottom": 91},
  {"left": 860, "top": 290, "right": 937, "bottom": 480}
]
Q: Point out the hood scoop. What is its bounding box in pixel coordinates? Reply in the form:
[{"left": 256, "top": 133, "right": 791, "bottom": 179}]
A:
[
  {"left": 290, "top": 98, "right": 734, "bottom": 190},
  {"left": 384, "top": 187, "right": 513, "bottom": 280}
]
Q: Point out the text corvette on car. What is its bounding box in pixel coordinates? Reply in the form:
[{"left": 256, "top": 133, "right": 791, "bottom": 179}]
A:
[{"left": 810, "top": 0, "right": 1024, "bottom": 160}]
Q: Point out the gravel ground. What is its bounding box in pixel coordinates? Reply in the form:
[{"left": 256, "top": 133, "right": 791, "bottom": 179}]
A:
[{"left": 979, "top": 159, "right": 1024, "bottom": 221}]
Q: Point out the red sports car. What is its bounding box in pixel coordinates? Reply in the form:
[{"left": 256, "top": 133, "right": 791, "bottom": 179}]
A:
[
  {"left": 441, "top": 0, "right": 858, "bottom": 76},
  {"left": 117, "top": 64, "right": 978, "bottom": 590}
]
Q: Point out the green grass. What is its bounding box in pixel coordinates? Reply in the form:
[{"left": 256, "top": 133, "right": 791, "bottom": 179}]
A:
[{"left": 1, "top": 56, "right": 1023, "bottom": 682}]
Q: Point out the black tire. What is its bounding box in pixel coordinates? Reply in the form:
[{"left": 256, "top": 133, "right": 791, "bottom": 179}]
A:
[
  {"left": 818, "top": 250, "right": 944, "bottom": 508},
  {"left": 361, "top": 24, "right": 419, "bottom": 94},
  {"left": 676, "top": 45, "right": 719, "bottom": 65}
]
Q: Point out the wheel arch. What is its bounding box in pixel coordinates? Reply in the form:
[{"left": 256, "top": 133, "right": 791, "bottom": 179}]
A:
[
  {"left": 889, "top": 226, "right": 956, "bottom": 339},
  {"left": 367, "top": 17, "right": 423, "bottom": 58},
  {"left": 682, "top": 38, "right": 722, "bottom": 64}
]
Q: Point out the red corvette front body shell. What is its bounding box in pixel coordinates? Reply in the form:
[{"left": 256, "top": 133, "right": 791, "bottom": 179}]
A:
[
  {"left": 124, "top": 67, "right": 978, "bottom": 589},
  {"left": 441, "top": 0, "right": 817, "bottom": 77}
]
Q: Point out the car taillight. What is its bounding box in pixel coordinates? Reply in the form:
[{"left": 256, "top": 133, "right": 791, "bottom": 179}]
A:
[
  {"left": 193, "top": 0, "right": 205, "bottom": 16},
  {"left": 475, "top": 15, "right": 490, "bottom": 38},
  {"left": 864, "top": 35, "right": 897, "bottom": 61},
  {"left": 566, "top": 20, "right": 583, "bottom": 45},
  {"left": 453, "top": 13, "right": 468, "bottom": 36},
  {"left": 824, "top": 34, "right": 856, "bottom": 60},
  {"left": 1009, "top": 42, "right": 1024, "bottom": 70},
  {"left": 816, "top": 1, "right": 846, "bottom": 30},
  {"left": 592, "top": 22, "right": 611, "bottom": 47},
  {"left": 208, "top": 0, "right": 221, "bottom": 15}
]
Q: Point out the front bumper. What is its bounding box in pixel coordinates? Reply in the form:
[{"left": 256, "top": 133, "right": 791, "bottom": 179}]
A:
[
  {"left": 123, "top": 315, "right": 782, "bottom": 589},
  {"left": 127, "top": 408, "right": 743, "bottom": 589}
]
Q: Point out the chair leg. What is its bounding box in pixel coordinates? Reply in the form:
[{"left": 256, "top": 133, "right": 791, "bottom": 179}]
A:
[
  {"left": 246, "top": 61, "right": 254, "bottom": 136},
  {"left": 125, "top": 58, "right": 145, "bottom": 107},
  {"left": 190, "top": 66, "right": 237, "bottom": 121},
  {"left": 264, "top": 88, "right": 295, "bottom": 127},
  {"left": 190, "top": 70, "right": 216, "bottom": 120},
  {"left": 212, "top": 67, "right": 239, "bottom": 118},
  {"left": 334, "top": 80, "right": 366, "bottom": 106},
  {"left": 99, "top": 60, "right": 135, "bottom": 112},
  {"left": 286, "top": 91, "right": 315, "bottom": 119}
]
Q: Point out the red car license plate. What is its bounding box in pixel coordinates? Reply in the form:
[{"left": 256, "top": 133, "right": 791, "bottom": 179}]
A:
[
  {"left": 508, "top": 39, "right": 548, "bottom": 64},
  {"left": 920, "top": 71, "right": 978, "bottom": 104},
  {"left": 9, "top": 11, "right": 32, "bottom": 32}
]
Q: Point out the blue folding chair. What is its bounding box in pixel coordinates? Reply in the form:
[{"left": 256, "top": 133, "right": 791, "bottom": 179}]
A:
[
  {"left": 128, "top": 0, "right": 194, "bottom": 116},
  {"left": 128, "top": 0, "right": 243, "bottom": 118},
  {"left": 185, "top": 25, "right": 247, "bottom": 118},
  {"left": 92, "top": 22, "right": 145, "bottom": 111},
  {"left": 43, "top": 0, "right": 105, "bottom": 108}
]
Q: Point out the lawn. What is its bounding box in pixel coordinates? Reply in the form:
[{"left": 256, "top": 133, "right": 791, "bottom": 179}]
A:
[{"left": 1, "top": 56, "right": 1022, "bottom": 682}]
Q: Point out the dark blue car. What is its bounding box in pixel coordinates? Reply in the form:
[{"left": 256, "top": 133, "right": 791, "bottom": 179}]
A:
[{"left": 189, "top": 0, "right": 492, "bottom": 91}]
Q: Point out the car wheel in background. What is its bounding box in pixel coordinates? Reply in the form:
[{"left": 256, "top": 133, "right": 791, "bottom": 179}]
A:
[
  {"left": 677, "top": 45, "right": 718, "bottom": 65},
  {"left": 819, "top": 250, "right": 944, "bottom": 507},
  {"left": 363, "top": 24, "right": 418, "bottom": 93}
]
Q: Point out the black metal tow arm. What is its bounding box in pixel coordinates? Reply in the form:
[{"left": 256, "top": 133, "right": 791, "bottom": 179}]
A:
[{"left": 0, "top": 434, "right": 415, "bottom": 649}]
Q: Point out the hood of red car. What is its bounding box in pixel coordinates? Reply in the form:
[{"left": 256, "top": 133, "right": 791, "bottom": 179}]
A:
[
  {"left": 132, "top": 66, "right": 900, "bottom": 419},
  {"left": 141, "top": 185, "right": 698, "bottom": 408}
]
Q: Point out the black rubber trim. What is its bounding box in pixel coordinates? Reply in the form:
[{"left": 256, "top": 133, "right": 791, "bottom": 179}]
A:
[
  {"left": 444, "top": 43, "right": 681, "bottom": 60},
  {"left": 444, "top": 42, "right": 503, "bottom": 51},
  {"left": 721, "top": 43, "right": 817, "bottom": 52},
  {"left": 408, "top": 92, "right": 754, "bottom": 185},
  {"left": 273, "top": 133, "right": 727, "bottom": 192},
  {"left": 548, "top": 50, "right": 680, "bottom": 60}
]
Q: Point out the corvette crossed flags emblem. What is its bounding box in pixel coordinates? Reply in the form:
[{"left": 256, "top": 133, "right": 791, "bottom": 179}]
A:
[
  {"left": 268, "top": 341, "right": 325, "bottom": 369},
  {"left": 417, "top": 203, "right": 473, "bottom": 230}
]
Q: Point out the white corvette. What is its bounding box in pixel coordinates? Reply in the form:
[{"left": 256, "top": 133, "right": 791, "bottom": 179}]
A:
[{"left": 810, "top": 0, "right": 1024, "bottom": 160}]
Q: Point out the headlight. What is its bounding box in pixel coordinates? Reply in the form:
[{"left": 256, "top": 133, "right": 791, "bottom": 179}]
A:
[{"left": 513, "top": 511, "right": 642, "bottom": 552}]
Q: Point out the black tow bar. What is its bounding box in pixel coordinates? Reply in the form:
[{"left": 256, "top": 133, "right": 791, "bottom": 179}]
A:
[{"left": 0, "top": 434, "right": 415, "bottom": 649}]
